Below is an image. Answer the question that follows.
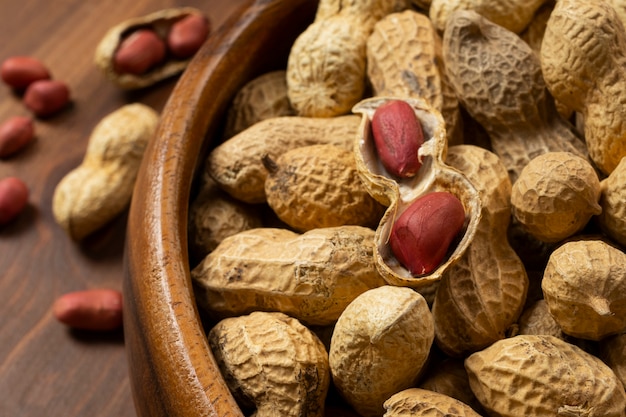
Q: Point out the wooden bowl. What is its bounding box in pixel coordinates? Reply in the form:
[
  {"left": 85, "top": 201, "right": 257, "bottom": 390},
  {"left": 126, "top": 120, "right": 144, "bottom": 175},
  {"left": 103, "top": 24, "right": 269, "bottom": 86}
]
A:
[{"left": 123, "top": 1, "right": 318, "bottom": 416}]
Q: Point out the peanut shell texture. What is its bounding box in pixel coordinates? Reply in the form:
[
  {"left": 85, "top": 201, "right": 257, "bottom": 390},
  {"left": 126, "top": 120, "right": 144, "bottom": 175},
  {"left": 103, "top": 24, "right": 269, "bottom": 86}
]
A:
[
  {"left": 383, "top": 388, "right": 483, "bottom": 417},
  {"left": 208, "top": 311, "right": 330, "bottom": 417},
  {"left": 598, "top": 156, "right": 626, "bottom": 248},
  {"left": 329, "top": 286, "right": 434, "bottom": 417},
  {"left": 465, "top": 335, "right": 626, "bottom": 417},
  {"left": 542, "top": 239, "right": 626, "bottom": 341}
]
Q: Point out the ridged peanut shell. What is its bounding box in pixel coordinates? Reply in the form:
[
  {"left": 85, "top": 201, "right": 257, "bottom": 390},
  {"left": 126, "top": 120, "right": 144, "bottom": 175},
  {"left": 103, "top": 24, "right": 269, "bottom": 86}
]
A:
[
  {"left": 223, "top": 70, "right": 295, "bottom": 139},
  {"left": 52, "top": 103, "right": 159, "bottom": 240},
  {"left": 541, "top": 0, "right": 626, "bottom": 175},
  {"left": 353, "top": 96, "right": 481, "bottom": 299},
  {"left": 598, "top": 156, "right": 626, "bottom": 247},
  {"left": 511, "top": 151, "right": 602, "bottom": 243},
  {"left": 207, "top": 311, "right": 330, "bottom": 417},
  {"left": 264, "top": 144, "right": 384, "bottom": 232},
  {"left": 432, "top": 145, "right": 528, "bottom": 357},
  {"left": 94, "top": 7, "right": 207, "bottom": 89},
  {"left": 429, "top": 0, "right": 546, "bottom": 34},
  {"left": 465, "top": 335, "right": 626, "bottom": 417},
  {"left": 542, "top": 239, "right": 626, "bottom": 341},
  {"left": 599, "top": 333, "right": 626, "bottom": 390},
  {"left": 383, "top": 388, "right": 483, "bottom": 417},
  {"left": 517, "top": 299, "right": 566, "bottom": 340},
  {"left": 191, "top": 226, "right": 386, "bottom": 326},
  {"left": 313, "top": 0, "right": 411, "bottom": 23},
  {"left": 206, "top": 115, "right": 360, "bottom": 204},
  {"left": 329, "top": 286, "right": 434, "bottom": 417},
  {"left": 366, "top": 9, "right": 463, "bottom": 145}
]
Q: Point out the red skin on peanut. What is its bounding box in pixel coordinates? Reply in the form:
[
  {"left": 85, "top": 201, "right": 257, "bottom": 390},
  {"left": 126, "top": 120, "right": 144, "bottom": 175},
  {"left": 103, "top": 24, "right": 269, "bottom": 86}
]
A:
[
  {"left": 371, "top": 100, "right": 424, "bottom": 178},
  {"left": 167, "top": 14, "right": 210, "bottom": 59},
  {"left": 390, "top": 191, "right": 465, "bottom": 275},
  {"left": 53, "top": 289, "right": 123, "bottom": 331},
  {"left": 0, "top": 177, "right": 29, "bottom": 225},
  {"left": 23, "top": 80, "right": 70, "bottom": 117},
  {"left": 0, "top": 116, "right": 34, "bottom": 157},
  {"left": 0, "top": 56, "right": 51, "bottom": 90},
  {"left": 113, "top": 28, "right": 166, "bottom": 75}
]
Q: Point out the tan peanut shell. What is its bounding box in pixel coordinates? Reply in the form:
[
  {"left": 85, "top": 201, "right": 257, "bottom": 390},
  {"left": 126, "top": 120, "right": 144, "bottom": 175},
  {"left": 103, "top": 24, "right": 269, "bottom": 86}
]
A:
[
  {"left": 206, "top": 115, "right": 360, "bottom": 204},
  {"left": 366, "top": 10, "right": 463, "bottom": 145},
  {"left": 417, "top": 358, "right": 484, "bottom": 414},
  {"left": 208, "top": 311, "right": 330, "bottom": 417},
  {"left": 191, "top": 226, "right": 386, "bottom": 326},
  {"left": 52, "top": 103, "right": 159, "bottom": 240},
  {"left": 511, "top": 152, "right": 602, "bottom": 243},
  {"left": 516, "top": 299, "right": 567, "bottom": 341},
  {"left": 264, "top": 144, "right": 384, "bottom": 232},
  {"left": 353, "top": 97, "right": 481, "bottom": 300},
  {"left": 541, "top": 0, "right": 626, "bottom": 175},
  {"left": 465, "top": 335, "right": 626, "bottom": 417},
  {"left": 329, "top": 286, "right": 434, "bottom": 417},
  {"left": 600, "top": 333, "right": 626, "bottom": 390},
  {"left": 94, "top": 7, "right": 206, "bottom": 89},
  {"left": 432, "top": 145, "right": 528, "bottom": 357},
  {"left": 598, "top": 156, "right": 626, "bottom": 248},
  {"left": 542, "top": 239, "right": 626, "bottom": 341},
  {"left": 429, "top": 0, "right": 545, "bottom": 34},
  {"left": 187, "top": 172, "right": 263, "bottom": 261},
  {"left": 383, "top": 388, "right": 483, "bottom": 417},
  {"left": 286, "top": 14, "right": 369, "bottom": 117},
  {"left": 442, "top": 9, "right": 588, "bottom": 184},
  {"left": 313, "top": 0, "right": 411, "bottom": 23},
  {"left": 223, "top": 70, "right": 295, "bottom": 139}
]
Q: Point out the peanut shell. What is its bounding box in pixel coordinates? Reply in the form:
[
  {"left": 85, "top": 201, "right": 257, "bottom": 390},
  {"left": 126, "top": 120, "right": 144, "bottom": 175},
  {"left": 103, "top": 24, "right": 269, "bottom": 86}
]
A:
[
  {"left": 383, "top": 388, "right": 483, "bottom": 417},
  {"left": 94, "top": 7, "right": 207, "bottom": 89},
  {"left": 598, "top": 156, "right": 626, "bottom": 248},
  {"left": 264, "top": 144, "right": 384, "bottom": 232},
  {"left": 600, "top": 333, "right": 626, "bottom": 390},
  {"left": 542, "top": 239, "right": 626, "bottom": 341},
  {"left": 191, "top": 226, "right": 386, "bottom": 326},
  {"left": 329, "top": 286, "right": 434, "bottom": 417},
  {"left": 465, "top": 335, "right": 626, "bottom": 417},
  {"left": 206, "top": 115, "right": 360, "bottom": 204},
  {"left": 208, "top": 311, "right": 330, "bottom": 417},
  {"left": 353, "top": 96, "right": 481, "bottom": 301}
]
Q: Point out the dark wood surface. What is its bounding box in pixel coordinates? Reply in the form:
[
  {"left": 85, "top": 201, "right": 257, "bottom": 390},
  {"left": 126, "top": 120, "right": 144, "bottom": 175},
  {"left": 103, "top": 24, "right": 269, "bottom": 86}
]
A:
[{"left": 0, "top": 1, "right": 244, "bottom": 416}]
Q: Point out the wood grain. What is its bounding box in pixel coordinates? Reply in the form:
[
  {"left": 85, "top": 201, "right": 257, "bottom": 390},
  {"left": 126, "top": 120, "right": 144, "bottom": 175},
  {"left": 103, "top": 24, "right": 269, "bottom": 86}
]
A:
[{"left": 0, "top": 1, "right": 244, "bottom": 416}]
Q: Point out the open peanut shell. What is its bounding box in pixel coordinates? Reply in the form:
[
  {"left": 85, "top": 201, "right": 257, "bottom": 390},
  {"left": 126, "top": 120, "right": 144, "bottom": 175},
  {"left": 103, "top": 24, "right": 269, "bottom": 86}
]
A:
[
  {"left": 353, "top": 96, "right": 481, "bottom": 299},
  {"left": 94, "top": 7, "right": 207, "bottom": 89}
]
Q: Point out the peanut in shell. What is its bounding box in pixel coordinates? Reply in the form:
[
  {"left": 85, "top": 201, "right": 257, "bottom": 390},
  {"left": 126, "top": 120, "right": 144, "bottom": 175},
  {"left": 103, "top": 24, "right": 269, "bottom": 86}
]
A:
[
  {"left": 383, "top": 388, "right": 483, "bottom": 417},
  {"left": 598, "top": 156, "right": 626, "bottom": 248}
]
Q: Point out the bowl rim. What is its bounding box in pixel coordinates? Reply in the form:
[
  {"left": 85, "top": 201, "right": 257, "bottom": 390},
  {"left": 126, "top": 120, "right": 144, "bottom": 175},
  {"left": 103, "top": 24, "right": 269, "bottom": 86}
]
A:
[{"left": 122, "top": 1, "right": 318, "bottom": 416}]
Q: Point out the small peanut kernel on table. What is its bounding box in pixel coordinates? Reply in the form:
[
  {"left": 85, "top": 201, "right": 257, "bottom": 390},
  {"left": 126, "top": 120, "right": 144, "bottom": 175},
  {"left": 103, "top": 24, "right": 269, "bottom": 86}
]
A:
[{"left": 0, "top": 55, "right": 51, "bottom": 90}]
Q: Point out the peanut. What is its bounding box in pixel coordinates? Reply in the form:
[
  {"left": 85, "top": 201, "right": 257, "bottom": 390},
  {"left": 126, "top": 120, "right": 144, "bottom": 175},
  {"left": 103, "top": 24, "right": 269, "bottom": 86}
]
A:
[
  {"left": 598, "top": 156, "right": 626, "bottom": 248},
  {"left": 541, "top": 0, "right": 626, "bottom": 175},
  {"left": 542, "top": 239, "right": 626, "bottom": 341},
  {"left": 52, "top": 289, "right": 123, "bottom": 331},
  {"left": 599, "top": 333, "right": 626, "bottom": 391},
  {"left": 0, "top": 116, "right": 34, "bottom": 158},
  {"left": 206, "top": 115, "right": 360, "bottom": 204},
  {"left": 113, "top": 29, "right": 166, "bottom": 75},
  {"left": 383, "top": 388, "right": 483, "bottom": 417},
  {"left": 429, "top": 0, "right": 546, "bottom": 34},
  {"left": 208, "top": 311, "right": 330, "bottom": 417},
  {"left": 0, "top": 177, "right": 29, "bottom": 225},
  {"left": 191, "top": 226, "right": 386, "bottom": 326},
  {"left": 23, "top": 79, "right": 70, "bottom": 117},
  {"left": 442, "top": 9, "right": 588, "bottom": 184},
  {"left": 390, "top": 191, "right": 465, "bottom": 275},
  {"left": 329, "top": 286, "right": 434, "bottom": 417},
  {"left": 263, "top": 144, "right": 385, "bottom": 232},
  {"left": 432, "top": 145, "right": 528, "bottom": 357},
  {"left": 465, "top": 335, "right": 626, "bottom": 416},
  {"left": 510, "top": 152, "right": 602, "bottom": 243},
  {"left": 223, "top": 70, "right": 295, "bottom": 139},
  {"left": 516, "top": 299, "right": 567, "bottom": 341},
  {"left": 0, "top": 56, "right": 50, "bottom": 90},
  {"left": 371, "top": 99, "right": 424, "bottom": 178},
  {"left": 52, "top": 103, "right": 159, "bottom": 240},
  {"left": 166, "top": 14, "right": 210, "bottom": 59}
]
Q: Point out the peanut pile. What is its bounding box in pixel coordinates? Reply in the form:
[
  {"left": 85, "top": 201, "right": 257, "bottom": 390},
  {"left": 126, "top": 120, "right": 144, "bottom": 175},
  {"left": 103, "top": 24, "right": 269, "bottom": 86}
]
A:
[{"left": 190, "top": 1, "right": 626, "bottom": 416}]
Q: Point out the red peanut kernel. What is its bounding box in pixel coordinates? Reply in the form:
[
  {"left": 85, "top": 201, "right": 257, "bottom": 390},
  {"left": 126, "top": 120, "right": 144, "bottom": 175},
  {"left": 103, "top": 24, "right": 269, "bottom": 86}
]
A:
[
  {"left": 166, "top": 14, "right": 210, "bottom": 59},
  {"left": 0, "top": 116, "right": 35, "bottom": 158},
  {"left": 23, "top": 79, "right": 70, "bottom": 117},
  {"left": 0, "top": 56, "right": 51, "bottom": 90},
  {"left": 113, "top": 28, "right": 166, "bottom": 75},
  {"left": 53, "top": 289, "right": 123, "bottom": 331},
  {"left": 0, "top": 177, "right": 29, "bottom": 225}
]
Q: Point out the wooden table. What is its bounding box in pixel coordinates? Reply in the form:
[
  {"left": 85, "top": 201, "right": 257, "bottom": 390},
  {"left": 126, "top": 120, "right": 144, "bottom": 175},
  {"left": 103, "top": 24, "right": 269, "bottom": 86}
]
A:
[{"left": 0, "top": 1, "right": 244, "bottom": 415}]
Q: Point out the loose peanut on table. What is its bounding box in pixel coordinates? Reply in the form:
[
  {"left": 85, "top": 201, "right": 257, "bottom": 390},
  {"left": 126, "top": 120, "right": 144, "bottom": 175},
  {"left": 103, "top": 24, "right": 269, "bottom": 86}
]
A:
[
  {"left": 52, "top": 289, "right": 123, "bottom": 331},
  {"left": 0, "top": 176, "right": 28, "bottom": 225},
  {"left": 52, "top": 103, "right": 159, "bottom": 240},
  {"left": 0, "top": 116, "right": 34, "bottom": 158},
  {"left": 23, "top": 79, "right": 70, "bottom": 117},
  {"left": 208, "top": 311, "right": 330, "bottom": 417},
  {"left": 0, "top": 56, "right": 51, "bottom": 90}
]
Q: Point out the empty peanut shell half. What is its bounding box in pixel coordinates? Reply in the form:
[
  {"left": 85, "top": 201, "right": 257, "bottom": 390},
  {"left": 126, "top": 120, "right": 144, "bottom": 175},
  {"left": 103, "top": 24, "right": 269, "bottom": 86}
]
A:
[{"left": 94, "top": 7, "right": 209, "bottom": 89}]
